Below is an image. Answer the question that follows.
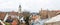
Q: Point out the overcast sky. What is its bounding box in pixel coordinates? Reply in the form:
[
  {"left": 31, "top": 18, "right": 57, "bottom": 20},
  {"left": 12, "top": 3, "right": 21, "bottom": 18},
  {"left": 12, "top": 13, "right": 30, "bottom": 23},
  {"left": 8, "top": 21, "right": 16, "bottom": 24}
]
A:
[{"left": 0, "top": 0, "right": 60, "bottom": 12}]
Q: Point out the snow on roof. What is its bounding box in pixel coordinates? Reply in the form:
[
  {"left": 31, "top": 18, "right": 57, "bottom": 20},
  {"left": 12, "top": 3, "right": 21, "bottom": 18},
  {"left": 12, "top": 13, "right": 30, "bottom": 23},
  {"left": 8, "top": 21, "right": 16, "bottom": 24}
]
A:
[{"left": 45, "top": 15, "right": 60, "bottom": 23}]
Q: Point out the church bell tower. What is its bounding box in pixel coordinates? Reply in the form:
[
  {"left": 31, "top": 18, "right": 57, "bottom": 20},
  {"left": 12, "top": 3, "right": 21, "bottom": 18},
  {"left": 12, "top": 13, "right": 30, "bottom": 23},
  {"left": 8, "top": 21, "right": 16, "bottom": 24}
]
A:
[{"left": 18, "top": 5, "right": 21, "bottom": 13}]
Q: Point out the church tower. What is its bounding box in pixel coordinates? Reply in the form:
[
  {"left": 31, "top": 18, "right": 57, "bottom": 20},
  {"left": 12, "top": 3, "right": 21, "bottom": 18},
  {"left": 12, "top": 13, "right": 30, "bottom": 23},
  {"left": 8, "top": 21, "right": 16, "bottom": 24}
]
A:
[
  {"left": 18, "top": 5, "right": 22, "bottom": 19},
  {"left": 18, "top": 5, "right": 21, "bottom": 13}
]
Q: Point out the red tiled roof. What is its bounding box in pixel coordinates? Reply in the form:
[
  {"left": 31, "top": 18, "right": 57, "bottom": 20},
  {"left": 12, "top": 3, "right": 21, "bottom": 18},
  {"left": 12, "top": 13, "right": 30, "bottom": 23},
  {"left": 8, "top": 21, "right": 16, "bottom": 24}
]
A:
[
  {"left": 8, "top": 12, "right": 18, "bottom": 16},
  {"left": 0, "top": 12, "right": 6, "bottom": 20},
  {"left": 0, "top": 11, "right": 23, "bottom": 20}
]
